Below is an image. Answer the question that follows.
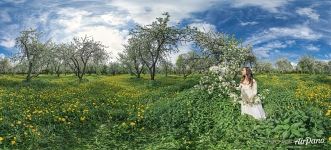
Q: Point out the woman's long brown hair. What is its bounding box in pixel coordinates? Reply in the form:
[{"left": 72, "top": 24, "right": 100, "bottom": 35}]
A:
[{"left": 240, "top": 67, "right": 254, "bottom": 87}]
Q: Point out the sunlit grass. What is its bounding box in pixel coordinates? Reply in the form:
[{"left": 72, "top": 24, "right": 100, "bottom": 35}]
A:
[{"left": 0, "top": 73, "right": 330, "bottom": 149}]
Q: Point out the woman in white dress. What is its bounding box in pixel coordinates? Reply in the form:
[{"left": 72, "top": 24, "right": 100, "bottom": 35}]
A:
[{"left": 238, "top": 67, "right": 266, "bottom": 120}]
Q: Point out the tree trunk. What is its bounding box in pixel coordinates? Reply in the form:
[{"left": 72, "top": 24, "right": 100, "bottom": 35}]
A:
[
  {"left": 78, "top": 76, "right": 83, "bottom": 82},
  {"left": 165, "top": 67, "right": 168, "bottom": 77},
  {"left": 26, "top": 62, "right": 33, "bottom": 82},
  {"left": 150, "top": 65, "right": 156, "bottom": 80}
]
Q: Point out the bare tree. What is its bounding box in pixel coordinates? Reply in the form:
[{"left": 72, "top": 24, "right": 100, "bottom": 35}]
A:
[
  {"left": 15, "top": 29, "right": 52, "bottom": 82},
  {"left": 131, "top": 12, "right": 187, "bottom": 80},
  {"left": 118, "top": 37, "right": 145, "bottom": 78},
  {"left": 68, "top": 35, "right": 108, "bottom": 81}
]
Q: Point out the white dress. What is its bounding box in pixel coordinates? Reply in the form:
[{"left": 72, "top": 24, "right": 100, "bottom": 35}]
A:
[{"left": 239, "top": 79, "right": 266, "bottom": 120}]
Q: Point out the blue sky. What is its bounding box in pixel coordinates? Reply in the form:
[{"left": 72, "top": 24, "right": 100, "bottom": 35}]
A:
[{"left": 0, "top": 0, "right": 330, "bottom": 65}]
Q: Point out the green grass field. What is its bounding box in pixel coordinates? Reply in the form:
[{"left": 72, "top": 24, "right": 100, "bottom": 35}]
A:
[{"left": 0, "top": 74, "right": 330, "bottom": 149}]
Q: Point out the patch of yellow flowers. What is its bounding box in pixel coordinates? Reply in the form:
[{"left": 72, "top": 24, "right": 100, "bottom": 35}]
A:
[{"left": 295, "top": 81, "right": 331, "bottom": 103}]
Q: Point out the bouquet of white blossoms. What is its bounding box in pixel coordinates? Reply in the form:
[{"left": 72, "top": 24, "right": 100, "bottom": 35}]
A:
[{"left": 236, "top": 84, "right": 270, "bottom": 105}]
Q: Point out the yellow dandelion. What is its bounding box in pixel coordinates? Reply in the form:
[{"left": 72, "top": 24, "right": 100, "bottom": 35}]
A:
[
  {"left": 329, "top": 136, "right": 331, "bottom": 142},
  {"left": 11, "top": 137, "right": 16, "bottom": 145},
  {"left": 80, "top": 116, "right": 85, "bottom": 122},
  {"left": 11, "top": 140, "right": 16, "bottom": 145},
  {"left": 0, "top": 137, "right": 4, "bottom": 141},
  {"left": 130, "top": 122, "right": 136, "bottom": 126}
]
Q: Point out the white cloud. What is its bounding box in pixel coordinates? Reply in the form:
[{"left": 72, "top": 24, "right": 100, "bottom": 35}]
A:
[
  {"left": 74, "top": 26, "right": 129, "bottom": 61},
  {"left": 40, "top": 7, "right": 130, "bottom": 62},
  {"left": 0, "top": 38, "right": 15, "bottom": 48},
  {"left": 240, "top": 21, "right": 258, "bottom": 26},
  {"left": 100, "top": 13, "right": 131, "bottom": 26},
  {"left": 285, "top": 40, "right": 296, "bottom": 45},
  {"left": 306, "top": 44, "right": 319, "bottom": 51},
  {"left": 0, "top": 24, "right": 20, "bottom": 50},
  {"left": 109, "top": 0, "right": 217, "bottom": 25},
  {"left": 230, "top": 0, "right": 291, "bottom": 12},
  {"left": 253, "top": 41, "right": 288, "bottom": 58},
  {"left": 253, "top": 49, "right": 270, "bottom": 58},
  {"left": 296, "top": 7, "right": 319, "bottom": 21},
  {"left": 189, "top": 22, "right": 216, "bottom": 33},
  {"left": 55, "top": 8, "right": 92, "bottom": 33},
  {"left": 245, "top": 25, "right": 322, "bottom": 46},
  {"left": 263, "top": 41, "right": 287, "bottom": 49}
]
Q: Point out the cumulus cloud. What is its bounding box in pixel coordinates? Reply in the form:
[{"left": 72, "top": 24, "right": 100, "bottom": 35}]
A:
[
  {"left": 109, "top": 0, "right": 217, "bottom": 25},
  {"left": 244, "top": 25, "right": 322, "bottom": 46},
  {"left": 230, "top": 0, "right": 292, "bottom": 12},
  {"left": 296, "top": 7, "right": 320, "bottom": 21},
  {"left": 74, "top": 26, "right": 129, "bottom": 61},
  {"left": 0, "top": 38, "right": 15, "bottom": 48},
  {"left": 253, "top": 41, "right": 288, "bottom": 58},
  {"left": 306, "top": 44, "right": 319, "bottom": 51},
  {"left": 240, "top": 21, "right": 258, "bottom": 26}
]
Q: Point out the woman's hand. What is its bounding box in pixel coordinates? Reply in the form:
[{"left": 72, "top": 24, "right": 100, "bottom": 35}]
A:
[{"left": 235, "top": 84, "right": 241, "bottom": 91}]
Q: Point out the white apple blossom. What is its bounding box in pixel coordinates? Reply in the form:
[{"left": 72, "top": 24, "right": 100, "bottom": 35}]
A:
[{"left": 194, "top": 31, "right": 252, "bottom": 104}]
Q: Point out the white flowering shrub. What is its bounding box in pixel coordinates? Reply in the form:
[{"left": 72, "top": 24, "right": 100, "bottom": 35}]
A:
[
  {"left": 194, "top": 63, "right": 240, "bottom": 103},
  {"left": 193, "top": 30, "right": 252, "bottom": 104}
]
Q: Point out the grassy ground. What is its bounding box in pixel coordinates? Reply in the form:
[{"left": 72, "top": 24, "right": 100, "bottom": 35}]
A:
[
  {"left": 0, "top": 73, "right": 330, "bottom": 149},
  {"left": 0, "top": 74, "right": 200, "bottom": 149}
]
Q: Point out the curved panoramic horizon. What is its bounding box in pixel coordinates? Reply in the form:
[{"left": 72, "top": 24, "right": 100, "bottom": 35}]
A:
[{"left": 0, "top": 0, "right": 330, "bottom": 65}]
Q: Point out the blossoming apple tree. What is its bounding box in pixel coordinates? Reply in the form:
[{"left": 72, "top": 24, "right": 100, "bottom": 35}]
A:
[{"left": 192, "top": 29, "right": 253, "bottom": 103}]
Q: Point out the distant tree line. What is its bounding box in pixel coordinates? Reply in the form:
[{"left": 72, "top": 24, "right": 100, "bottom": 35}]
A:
[{"left": 253, "top": 56, "right": 331, "bottom": 74}]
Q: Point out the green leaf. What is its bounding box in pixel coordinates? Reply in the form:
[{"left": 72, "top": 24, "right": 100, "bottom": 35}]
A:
[
  {"left": 283, "top": 125, "right": 290, "bottom": 130},
  {"left": 290, "top": 122, "right": 302, "bottom": 129},
  {"left": 283, "top": 118, "right": 290, "bottom": 124},
  {"left": 282, "top": 131, "right": 290, "bottom": 139},
  {"left": 273, "top": 125, "right": 283, "bottom": 132},
  {"left": 298, "top": 128, "right": 307, "bottom": 132},
  {"left": 291, "top": 129, "right": 302, "bottom": 137}
]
